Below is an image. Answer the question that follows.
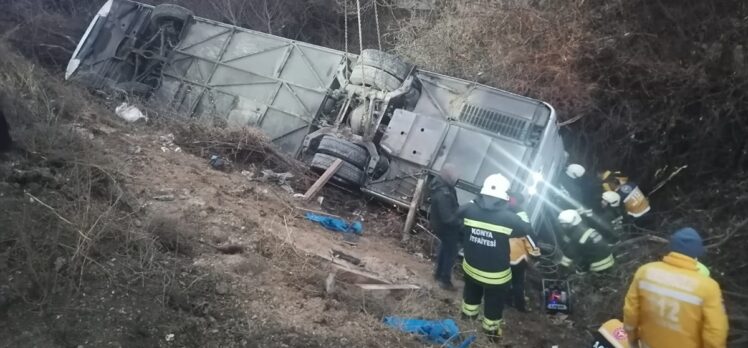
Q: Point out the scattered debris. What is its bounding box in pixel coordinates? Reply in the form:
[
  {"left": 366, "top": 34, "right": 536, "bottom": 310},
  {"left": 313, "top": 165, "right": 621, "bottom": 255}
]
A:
[
  {"left": 69, "top": 124, "right": 95, "bottom": 140},
  {"left": 198, "top": 239, "right": 245, "bottom": 255},
  {"left": 549, "top": 313, "right": 574, "bottom": 328},
  {"left": 325, "top": 273, "right": 336, "bottom": 294},
  {"left": 240, "top": 170, "right": 254, "bottom": 180},
  {"left": 153, "top": 194, "right": 175, "bottom": 201},
  {"left": 305, "top": 212, "right": 363, "bottom": 235},
  {"left": 331, "top": 249, "right": 363, "bottom": 266},
  {"left": 209, "top": 154, "right": 230, "bottom": 171},
  {"left": 115, "top": 102, "right": 147, "bottom": 122},
  {"left": 257, "top": 169, "right": 295, "bottom": 193},
  {"left": 158, "top": 133, "right": 181, "bottom": 152},
  {"left": 382, "top": 317, "right": 475, "bottom": 348},
  {"left": 259, "top": 169, "right": 294, "bottom": 184}
]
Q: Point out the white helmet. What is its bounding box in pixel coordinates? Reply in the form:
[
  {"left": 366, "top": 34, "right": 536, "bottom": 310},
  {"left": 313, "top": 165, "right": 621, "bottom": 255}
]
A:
[
  {"left": 481, "top": 173, "right": 511, "bottom": 200},
  {"left": 565, "top": 164, "right": 586, "bottom": 179},
  {"left": 558, "top": 209, "right": 582, "bottom": 227},
  {"left": 602, "top": 191, "right": 621, "bottom": 207}
]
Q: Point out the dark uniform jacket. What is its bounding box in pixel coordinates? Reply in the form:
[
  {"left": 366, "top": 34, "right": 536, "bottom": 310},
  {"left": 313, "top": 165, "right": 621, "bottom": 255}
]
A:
[
  {"left": 584, "top": 204, "right": 624, "bottom": 242},
  {"left": 458, "top": 196, "right": 531, "bottom": 285},
  {"left": 559, "top": 174, "right": 602, "bottom": 211},
  {"left": 560, "top": 223, "right": 615, "bottom": 272},
  {"left": 428, "top": 176, "right": 461, "bottom": 238}
]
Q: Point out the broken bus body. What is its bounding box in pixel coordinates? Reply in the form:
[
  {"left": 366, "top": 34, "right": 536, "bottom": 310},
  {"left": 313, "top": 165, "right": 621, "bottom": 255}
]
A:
[{"left": 65, "top": 0, "right": 569, "bottom": 244}]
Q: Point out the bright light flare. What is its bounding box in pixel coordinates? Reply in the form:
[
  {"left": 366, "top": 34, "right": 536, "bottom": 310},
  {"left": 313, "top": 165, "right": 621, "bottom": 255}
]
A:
[
  {"left": 532, "top": 172, "right": 543, "bottom": 182},
  {"left": 527, "top": 185, "right": 538, "bottom": 196}
]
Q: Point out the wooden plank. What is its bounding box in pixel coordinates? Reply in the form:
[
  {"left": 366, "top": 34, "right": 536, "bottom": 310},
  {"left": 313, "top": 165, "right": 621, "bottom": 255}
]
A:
[
  {"left": 333, "top": 264, "right": 390, "bottom": 285},
  {"left": 303, "top": 158, "right": 343, "bottom": 200},
  {"left": 402, "top": 177, "right": 426, "bottom": 242},
  {"left": 356, "top": 283, "right": 420, "bottom": 291}
]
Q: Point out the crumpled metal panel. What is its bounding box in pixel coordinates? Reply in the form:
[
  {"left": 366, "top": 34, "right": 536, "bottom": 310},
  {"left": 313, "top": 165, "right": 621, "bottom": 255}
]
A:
[
  {"left": 161, "top": 17, "right": 347, "bottom": 155},
  {"left": 381, "top": 109, "right": 449, "bottom": 167}
]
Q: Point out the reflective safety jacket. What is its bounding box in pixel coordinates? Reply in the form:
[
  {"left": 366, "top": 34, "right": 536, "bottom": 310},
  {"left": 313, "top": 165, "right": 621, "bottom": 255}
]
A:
[
  {"left": 560, "top": 224, "right": 615, "bottom": 272},
  {"left": 697, "top": 262, "right": 711, "bottom": 277},
  {"left": 508, "top": 206, "right": 541, "bottom": 265},
  {"left": 617, "top": 182, "right": 651, "bottom": 218},
  {"left": 623, "top": 252, "right": 728, "bottom": 348},
  {"left": 458, "top": 196, "right": 531, "bottom": 285},
  {"left": 601, "top": 171, "right": 650, "bottom": 218},
  {"left": 594, "top": 319, "right": 631, "bottom": 348},
  {"left": 510, "top": 236, "right": 540, "bottom": 265}
]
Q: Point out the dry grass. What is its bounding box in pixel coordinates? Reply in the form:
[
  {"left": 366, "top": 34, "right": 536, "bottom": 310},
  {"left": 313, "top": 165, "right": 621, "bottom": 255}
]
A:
[
  {"left": 0, "top": 41, "right": 147, "bottom": 308},
  {"left": 393, "top": 0, "right": 596, "bottom": 120}
]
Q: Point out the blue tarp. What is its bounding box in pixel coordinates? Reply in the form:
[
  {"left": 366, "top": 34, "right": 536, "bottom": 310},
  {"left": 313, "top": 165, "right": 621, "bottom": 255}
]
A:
[
  {"left": 304, "top": 212, "right": 363, "bottom": 235},
  {"left": 383, "top": 316, "right": 475, "bottom": 348}
]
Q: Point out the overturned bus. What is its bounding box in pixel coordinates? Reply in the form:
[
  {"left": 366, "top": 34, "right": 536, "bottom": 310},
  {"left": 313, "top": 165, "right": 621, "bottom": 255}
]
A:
[{"left": 66, "top": 0, "right": 568, "bottom": 241}]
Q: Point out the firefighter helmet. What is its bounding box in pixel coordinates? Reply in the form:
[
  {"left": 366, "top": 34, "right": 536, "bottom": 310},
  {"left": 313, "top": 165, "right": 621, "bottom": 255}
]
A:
[
  {"left": 558, "top": 209, "right": 582, "bottom": 227},
  {"left": 602, "top": 191, "right": 621, "bottom": 207},
  {"left": 566, "top": 164, "right": 586, "bottom": 179},
  {"left": 481, "top": 173, "right": 511, "bottom": 200}
]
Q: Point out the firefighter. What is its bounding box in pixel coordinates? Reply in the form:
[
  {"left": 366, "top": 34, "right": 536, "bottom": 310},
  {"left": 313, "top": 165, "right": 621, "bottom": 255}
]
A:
[
  {"left": 429, "top": 164, "right": 462, "bottom": 290},
  {"left": 559, "top": 164, "right": 602, "bottom": 215},
  {"left": 507, "top": 193, "right": 541, "bottom": 312},
  {"left": 599, "top": 170, "right": 651, "bottom": 221},
  {"left": 557, "top": 209, "right": 615, "bottom": 273},
  {"left": 586, "top": 191, "right": 625, "bottom": 242},
  {"left": 458, "top": 173, "right": 532, "bottom": 340},
  {"left": 623, "top": 227, "right": 728, "bottom": 348}
]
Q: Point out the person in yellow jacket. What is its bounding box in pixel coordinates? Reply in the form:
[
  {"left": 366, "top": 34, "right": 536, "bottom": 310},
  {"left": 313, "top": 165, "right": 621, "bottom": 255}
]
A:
[
  {"left": 623, "top": 227, "right": 728, "bottom": 348},
  {"left": 599, "top": 170, "right": 651, "bottom": 221},
  {"left": 507, "top": 192, "right": 541, "bottom": 312},
  {"left": 508, "top": 236, "right": 540, "bottom": 312}
]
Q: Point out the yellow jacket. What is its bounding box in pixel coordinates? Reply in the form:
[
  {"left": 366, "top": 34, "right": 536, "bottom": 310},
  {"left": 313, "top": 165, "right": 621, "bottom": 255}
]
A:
[
  {"left": 598, "top": 319, "right": 631, "bottom": 348},
  {"left": 509, "top": 236, "right": 540, "bottom": 265},
  {"left": 623, "top": 252, "right": 728, "bottom": 348}
]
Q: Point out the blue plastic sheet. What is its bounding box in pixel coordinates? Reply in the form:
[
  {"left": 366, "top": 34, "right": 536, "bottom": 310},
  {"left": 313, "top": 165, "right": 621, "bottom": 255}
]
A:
[
  {"left": 304, "top": 212, "right": 363, "bottom": 235},
  {"left": 383, "top": 316, "right": 475, "bottom": 348}
]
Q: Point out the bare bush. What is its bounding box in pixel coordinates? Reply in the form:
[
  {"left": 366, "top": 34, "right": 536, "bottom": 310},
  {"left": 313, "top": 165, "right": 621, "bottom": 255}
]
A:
[{"left": 0, "top": 41, "right": 140, "bottom": 308}]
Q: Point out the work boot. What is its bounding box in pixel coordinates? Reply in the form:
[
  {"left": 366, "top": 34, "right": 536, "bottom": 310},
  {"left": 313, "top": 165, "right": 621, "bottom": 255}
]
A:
[
  {"left": 482, "top": 319, "right": 503, "bottom": 343},
  {"left": 437, "top": 280, "right": 456, "bottom": 291},
  {"left": 482, "top": 327, "right": 503, "bottom": 343}
]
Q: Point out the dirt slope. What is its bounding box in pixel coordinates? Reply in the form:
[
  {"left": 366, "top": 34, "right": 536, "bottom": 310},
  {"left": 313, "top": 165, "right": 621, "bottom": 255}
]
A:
[{"left": 1, "top": 105, "right": 588, "bottom": 347}]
